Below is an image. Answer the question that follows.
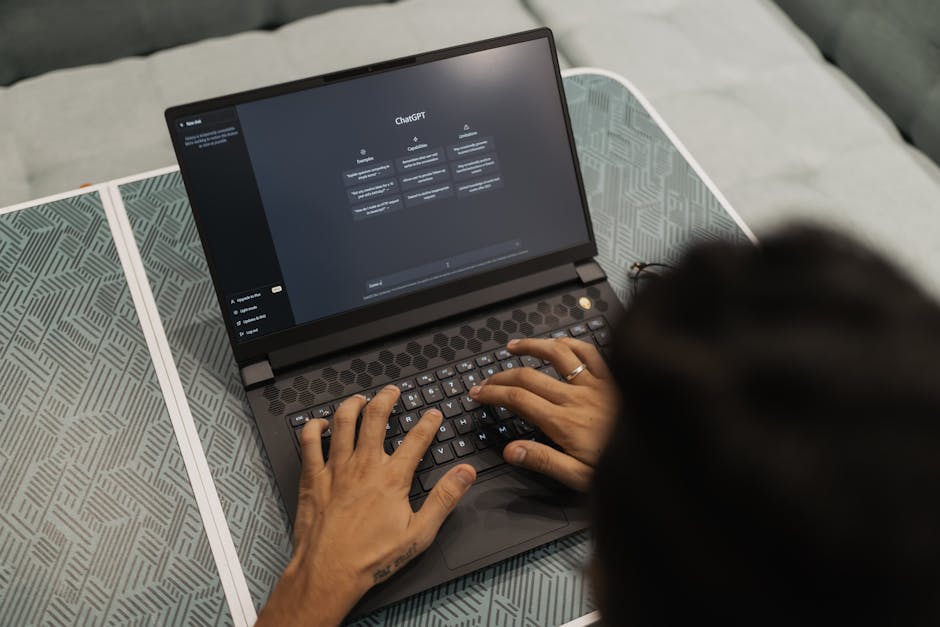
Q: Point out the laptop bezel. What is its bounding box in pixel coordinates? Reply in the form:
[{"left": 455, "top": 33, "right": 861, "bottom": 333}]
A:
[{"left": 165, "top": 28, "right": 597, "bottom": 367}]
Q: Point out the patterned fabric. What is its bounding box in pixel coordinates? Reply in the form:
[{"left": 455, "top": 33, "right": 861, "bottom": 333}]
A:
[{"left": 0, "top": 192, "right": 230, "bottom": 625}]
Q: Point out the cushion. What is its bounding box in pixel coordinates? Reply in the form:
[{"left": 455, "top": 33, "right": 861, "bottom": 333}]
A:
[
  {"left": 0, "top": 0, "right": 550, "bottom": 205},
  {"left": 528, "top": 0, "right": 940, "bottom": 293},
  {"left": 0, "top": 0, "right": 387, "bottom": 86},
  {"left": 774, "top": 0, "right": 940, "bottom": 166}
]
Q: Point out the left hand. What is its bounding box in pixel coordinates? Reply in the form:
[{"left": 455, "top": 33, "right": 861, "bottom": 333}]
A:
[{"left": 257, "top": 386, "right": 477, "bottom": 627}]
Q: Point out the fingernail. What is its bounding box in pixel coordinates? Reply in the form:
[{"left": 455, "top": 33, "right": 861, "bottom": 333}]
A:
[
  {"left": 455, "top": 467, "right": 474, "bottom": 487},
  {"left": 426, "top": 408, "right": 442, "bottom": 418},
  {"left": 469, "top": 385, "right": 481, "bottom": 397},
  {"left": 507, "top": 339, "right": 520, "bottom": 347},
  {"left": 384, "top": 384, "right": 398, "bottom": 392},
  {"left": 508, "top": 446, "right": 526, "bottom": 464},
  {"left": 354, "top": 394, "right": 368, "bottom": 401}
]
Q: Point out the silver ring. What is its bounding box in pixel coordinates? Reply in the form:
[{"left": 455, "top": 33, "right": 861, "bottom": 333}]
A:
[{"left": 565, "top": 363, "right": 588, "bottom": 382}]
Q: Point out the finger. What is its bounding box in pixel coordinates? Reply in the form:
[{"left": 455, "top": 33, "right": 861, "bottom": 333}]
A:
[
  {"left": 394, "top": 408, "right": 442, "bottom": 471},
  {"left": 503, "top": 440, "right": 593, "bottom": 492},
  {"left": 359, "top": 385, "right": 400, "bottom": 453},
  {"left": 469, "top": 383, "right": 565, "bottom": 435},
  {"left": 330, "top": 394, "right": 367, "bottom": 463},
  {"left": 557, "top": 337, "right": 612, "bottom": 380},
  {"left": 294, "top": 418, "right": 329, "bottom": 546},
  {"left": 482, "top": 366, "right": 570, "bottom": 404},
  {"left": 413, "top": 464, "right": 476, "bottom": 547},
  {"left": 298, "top": 418, "right": 329, "bottom": 475},
  {"left": 507, "top": 338, "right": 596, "bottom": 386}
]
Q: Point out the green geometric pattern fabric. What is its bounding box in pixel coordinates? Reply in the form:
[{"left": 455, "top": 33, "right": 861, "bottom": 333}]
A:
[
  {"left": 565, "top": 72, "right": 753, "bottom": 300},
  {"left": 0, "top": 192, "right": 230, "bottom": 625}
]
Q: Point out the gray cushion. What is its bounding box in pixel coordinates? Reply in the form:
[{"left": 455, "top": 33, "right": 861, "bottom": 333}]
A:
[
  {"left": 774, "top": 0, "right": 940, "bottom": 166},
  {"left": 528, "top": 0, "right": 940, "bottom": 294},
  {"left": 0, "top": 0, "right": 550, "bottom": 205},
  {"left": 0, "top": 0, "right": 387, "bottom": 86}
]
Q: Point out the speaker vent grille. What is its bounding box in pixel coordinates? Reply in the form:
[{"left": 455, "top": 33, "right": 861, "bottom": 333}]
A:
[{"left": 260, "top": 286, "right": 615, "bottom": 415}]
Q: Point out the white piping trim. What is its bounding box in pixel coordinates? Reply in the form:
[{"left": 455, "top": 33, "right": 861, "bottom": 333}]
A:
[
  {"left": 0, "top": 165, "right": 181, "bottom": 216},
  {"left": 101, "top": 184, "right": 257, "bottom": 626},
  {"left": 0, "top": 184, "right": 104, "bottom": 216},
  {"left": 106, "top": 163, "right": 180, "bottom": 186},
  {"left": 560, "top": 610, "right": 601, "bottom": 627},
  {"left": 562, "top": 67, "right": 758, "bottom": 244}
]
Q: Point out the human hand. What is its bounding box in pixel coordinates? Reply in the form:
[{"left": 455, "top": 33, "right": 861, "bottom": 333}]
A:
[
  {"left": 257, "top": 386, "right": 477, "bottom": 627},
  {"left": 469, "top": 337, "right": 617, "bottom": 491}
]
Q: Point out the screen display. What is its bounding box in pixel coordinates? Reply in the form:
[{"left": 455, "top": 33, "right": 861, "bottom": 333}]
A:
[{"left": 172, "top": 37, "right": 590, "bottom": 343}]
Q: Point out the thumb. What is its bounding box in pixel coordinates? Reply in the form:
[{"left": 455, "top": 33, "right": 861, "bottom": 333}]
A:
[
  {"left": 414, "top": 464, "right": 476, "bottom": 545},
  {"left": 503, "top": 441, "right": 593, "bottom": 492}
]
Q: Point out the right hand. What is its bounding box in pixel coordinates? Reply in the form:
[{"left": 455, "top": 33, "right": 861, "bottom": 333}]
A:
[{"left": 469, "top": 337, "right": 618, "bottom": 492}]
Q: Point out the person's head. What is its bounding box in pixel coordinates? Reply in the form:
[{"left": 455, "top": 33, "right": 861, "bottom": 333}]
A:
[{"left": 592, "top": 226, "right": 940, "bottom": 626}]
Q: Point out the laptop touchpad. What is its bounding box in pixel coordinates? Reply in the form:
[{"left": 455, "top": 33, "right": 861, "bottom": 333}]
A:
[{"left": 435, "top": 471, "right": 569, "bottom": 570}]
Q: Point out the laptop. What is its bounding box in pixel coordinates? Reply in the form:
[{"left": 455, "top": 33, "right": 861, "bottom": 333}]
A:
[{"left": 165, "top": 28, "right": 622, "bottom": 616}]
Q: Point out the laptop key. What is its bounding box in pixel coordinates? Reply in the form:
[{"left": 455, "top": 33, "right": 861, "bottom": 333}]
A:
[
  {"left": 454, "top": 415, "right": 475, "bottom": 434},
  {"left": 410, "top": 496, "right": 426, "bottom": 513},
  {"left": 416, "top": 454, "right": 433, "bottom": 472},
  {"left": 461, "top": 372, "right": 483, "bottom": 389},
  {"left": 437, "top": 366, "right": 455, "bottom": 379},
  {"left": 430, "top": 442, "right": 455, "bottom": 465},
  {"left": 440, "top": 398, "right": 462, "bottom": 418},
  {"left": 475, "top": 429, "right": 494, "bottom": 449},
  {"left": 456, "top": 360, "right": 474, "bottom": 373},
  {"left": 495, "top": 405, "right": 514, "bottom": 420},
  {"left": 385, "top": 419, "right": 401, "bottom": 437},
  {"left": 410, "top": 478, "right": 422, "bottom": 497},
  {"left": 288, "top": 411, "right": 311, "bottom": 427},
  {"left": 453, "top": 437, "right": 474, "bottom": 456},
  {"left": 480, "top": 364, "right": 500, "bottom": 379},
  {"left": 417, "top": 373, "right": 436, "bottom": 386},
  {"left": 417, "top": 449, "right": 504, "bottom": 492},
  {"left": 513, "top": 418, "right": 535, "bottom": 434},
  {"left": 475, "top": 354, "right": 494, "bottom": 367},
  {"left": 594, "top": 328, "right": 612, "bottom": 346},
  {"left": 461, "top": 395, "right": 481, "bottom": 412},
  {"left": 500, "top": 358, "right": 521, "bottom": 371},
  {"left": 474, "top": 407, "right": 497, "bottom": 426},
  {"left": 401, "top": 390, "right": 424, "bottom": 410},
  {"left": 441, "top": 378, "right": 463, "bottom": 397},
  {"left": 311, "top": 405, "right": 333, "bottom": 420},
  {"left": 550, "top": 329, "right": 568, "bottom": 339},
  {"left": 588, "top": 317, "right": 606, "bottom": 330},
  {"left": 397, "top": 379, "right": 416, "bottom": 392},
  {"left": 437, "top": 420, "right": 456, "bottom": 441},
  {"left": 399, "top": 413, "right": 419, "bottom": 432},
  {"left": 421, "top": 384, "right": 443, "bottom": 404},
  {"left": 569, "top": 323, "right": 589, "bottom": 337},
  {"left": 495, "top": 348, "right": 512, "bottom": 360},
  {"left": 520, "top": 355, "right": 542, "bottom": 369}
]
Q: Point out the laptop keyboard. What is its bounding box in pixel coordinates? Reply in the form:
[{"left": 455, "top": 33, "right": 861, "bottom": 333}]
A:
[{"left": 286, "top": 316, "right": 612, "bottom": 509}]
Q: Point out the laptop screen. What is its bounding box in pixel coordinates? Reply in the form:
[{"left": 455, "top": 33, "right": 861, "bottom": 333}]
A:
[{"left": 170, "top": 35, "right": 590, "bottom": 345}]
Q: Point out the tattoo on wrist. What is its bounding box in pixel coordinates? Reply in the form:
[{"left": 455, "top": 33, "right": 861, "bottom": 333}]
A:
[{"left": 372, "top": 542, "right": 418, "bottom": 584}]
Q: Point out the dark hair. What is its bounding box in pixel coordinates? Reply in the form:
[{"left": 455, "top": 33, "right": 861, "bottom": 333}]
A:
[{"left": 592, "top": 227, "right": 940, "bottom": 626}]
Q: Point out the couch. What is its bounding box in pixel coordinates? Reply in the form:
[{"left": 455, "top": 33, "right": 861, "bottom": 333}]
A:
[{"left": 2, "top": 0, "right": 939, "bottom": 292}]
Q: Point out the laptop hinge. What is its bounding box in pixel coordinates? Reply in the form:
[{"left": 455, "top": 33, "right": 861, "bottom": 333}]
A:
[
  {"left": 575, "top": 259, "right": 606, "bottom": 285},
  {"left": 241, "top": 359, "right": 275, "bottom": 388}
]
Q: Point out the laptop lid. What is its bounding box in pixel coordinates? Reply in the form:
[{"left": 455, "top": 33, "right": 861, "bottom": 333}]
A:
[{"left": 166, "top": 29, "right": 595, "bottom": 368}]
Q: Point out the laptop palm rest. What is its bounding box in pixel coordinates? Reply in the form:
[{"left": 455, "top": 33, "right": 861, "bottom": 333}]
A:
[{"left": 434, "top": 471, "right": 569, "bottom": 569}]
